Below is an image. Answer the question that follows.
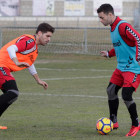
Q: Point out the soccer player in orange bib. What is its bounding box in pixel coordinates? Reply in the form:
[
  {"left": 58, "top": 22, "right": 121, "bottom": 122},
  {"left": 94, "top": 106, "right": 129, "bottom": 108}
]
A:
[{"left": 0, "top": 23, "right": 54, "bottom": 129}]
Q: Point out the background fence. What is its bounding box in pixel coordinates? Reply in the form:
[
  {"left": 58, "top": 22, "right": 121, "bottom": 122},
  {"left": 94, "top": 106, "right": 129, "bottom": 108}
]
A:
[
  {"left": 1, "top": 27, "right": 140, "bottom": 55},
  {"left": 0, "top": 0, "right": 140, "bottom": 54}
]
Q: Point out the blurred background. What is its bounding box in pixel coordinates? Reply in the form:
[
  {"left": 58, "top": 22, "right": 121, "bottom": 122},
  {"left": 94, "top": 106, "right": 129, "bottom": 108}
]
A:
[{"left": 0, "top": 0, "right": 140, "bottom": 54}]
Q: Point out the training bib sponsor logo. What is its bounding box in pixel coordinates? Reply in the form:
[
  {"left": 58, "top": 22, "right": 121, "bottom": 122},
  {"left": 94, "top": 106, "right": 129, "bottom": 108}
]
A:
[
  {"left": 27, "top": 39, "right": 34, "bottom": 44},
  {"left": 113, "top": 40, "right": 122, "bottom": 47}
]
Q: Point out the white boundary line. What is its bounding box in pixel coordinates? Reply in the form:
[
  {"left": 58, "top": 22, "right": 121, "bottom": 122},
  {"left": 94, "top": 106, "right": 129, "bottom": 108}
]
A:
[
  {"left": 36, "top": 68, "right": 113, "bottom": 71},
  {"left": 20, "top": 93, "right": 108, "bottom": 98},
  {"left": 41, "top": 75, "right": 111, "bottom": 80},
  {"left": 19, "top": 93, "right": 140, "bottom": 100}
]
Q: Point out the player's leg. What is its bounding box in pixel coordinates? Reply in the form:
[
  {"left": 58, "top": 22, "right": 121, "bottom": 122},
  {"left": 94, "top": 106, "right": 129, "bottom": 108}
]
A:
[
  {"left": 0, "top": 80, "right": 19, "bottom": 130},
  {"left": 0, "top": 88, "right": 10, "bottom": 117},
  {"left": 0, "top": 80, "right": 19, "bottom": 117},
  {"left": 122, "top": 87, "right": 138, "bottom": 127},
  {"left": 107, "top": 82, "right": 121, "bottom": 128},
  {"left": 0, "top": 67, "right": 19, "bottom": 129},
  {"left": 122, "top": 72, "right": 140, "bottom": 136},
  {"left": 107, "top": 68, "right": 123, "bottom": 129},
  {"left": 122, "top": 87, "right": 140, "bottom": 136}
]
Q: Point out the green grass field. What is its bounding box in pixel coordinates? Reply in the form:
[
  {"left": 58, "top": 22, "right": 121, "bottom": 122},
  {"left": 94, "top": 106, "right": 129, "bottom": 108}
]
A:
[{"left": 0, "top": 53, "right": 140, "bottom": 140}]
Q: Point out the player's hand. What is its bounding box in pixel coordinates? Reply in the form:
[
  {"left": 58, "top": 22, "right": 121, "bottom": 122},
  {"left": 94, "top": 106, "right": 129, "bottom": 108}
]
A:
[
  {"left": 37, "top": 79, "right": 48, "bottom": 90},
  {"left": 138, "top": 61, "right": 140, "bottom": 66},
  {"left": 16, "top": 62, "right": 30, "bottom": 68},
  {"left": 100, "top": 51, "right": 108, "bottom": 57}
]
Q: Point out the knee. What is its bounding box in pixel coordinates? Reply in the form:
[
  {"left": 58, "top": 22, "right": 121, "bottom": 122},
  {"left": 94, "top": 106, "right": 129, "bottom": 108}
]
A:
[
  {"left": 122, "top": 87, "right": 135, "bottom": 108},
  {"left": 106, "top": 83, "right": 118, "bottom": 100},
  {"left": 122, "top": 93, "right": 131, "bottom": 101},
  {"left": 121, "top": 87, "right": 134, "bottom": 101},
  {"left": 7, "top": 89, "right": 19, "bottom": 104}
]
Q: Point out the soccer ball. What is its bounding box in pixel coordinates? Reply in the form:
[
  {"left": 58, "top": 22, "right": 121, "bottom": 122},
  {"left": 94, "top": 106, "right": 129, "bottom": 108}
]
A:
[{"left": 96, "top": 117, "right": 113, "bottom": 135}]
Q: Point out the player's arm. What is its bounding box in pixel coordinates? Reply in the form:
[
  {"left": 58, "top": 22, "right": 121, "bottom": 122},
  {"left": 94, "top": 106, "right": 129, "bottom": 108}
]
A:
[
  {"left": 100, "top": 48, "right": 116, "bottom": 57},
  {"left": 7, "top": 45, "right": 30, "bottom": 67},
  {"left": 126, "top": 26, "right": 140, "bottom": 65},
  {"left": 9, "top": 36, "right": 36, "bottom": 67},
  {"left": 27, "top": 64, "right": 48, "bottom": 90},
  {"left": 119, "top": 23, "right": 140, "bottom": 65}
]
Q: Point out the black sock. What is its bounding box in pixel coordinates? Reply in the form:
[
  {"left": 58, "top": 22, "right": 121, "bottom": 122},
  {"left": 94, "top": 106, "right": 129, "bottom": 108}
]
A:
[
  {"left": 128, "top": 103, "right": 139, "bottom": 127},
  {"left": 108, "top": 98, "right": 119, "bottom": 123}
]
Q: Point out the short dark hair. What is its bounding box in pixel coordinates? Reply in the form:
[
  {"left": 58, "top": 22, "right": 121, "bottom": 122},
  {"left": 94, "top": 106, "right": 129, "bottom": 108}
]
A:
[
  {"left": 36, "top": 23, "right": 55, "bottom": 34},
  {"left": 97, "top": 4, "right": 114, "bottom": 15}
]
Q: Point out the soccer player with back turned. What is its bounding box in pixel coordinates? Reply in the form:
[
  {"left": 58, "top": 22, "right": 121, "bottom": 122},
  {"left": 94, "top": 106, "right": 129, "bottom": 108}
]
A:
[
  {"left": 97, "top": 4, "right": 140, "bottom": 137},
  {"left": 0, "top": 23, "right": 54, "bottom": 129}
]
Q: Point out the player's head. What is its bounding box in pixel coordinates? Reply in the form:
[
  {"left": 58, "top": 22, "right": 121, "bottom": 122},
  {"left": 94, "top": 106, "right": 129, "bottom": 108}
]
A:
[
  {"left": 97, "top": 4, "right": 115, "bottom": 26},
  {"left": 97, "top": 4, "right": 114, "bottom": 15},
  {"left": 35, "top": 23, "right": 55, "bottom": 46},
  {"left": 36, "top": 22, "right": 54, "bottom": 34}
]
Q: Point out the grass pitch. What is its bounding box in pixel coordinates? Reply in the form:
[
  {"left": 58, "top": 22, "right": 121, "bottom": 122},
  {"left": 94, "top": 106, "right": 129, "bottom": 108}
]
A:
[{"left": 0, "top": 53, "right": 140, "bottom": 140}]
